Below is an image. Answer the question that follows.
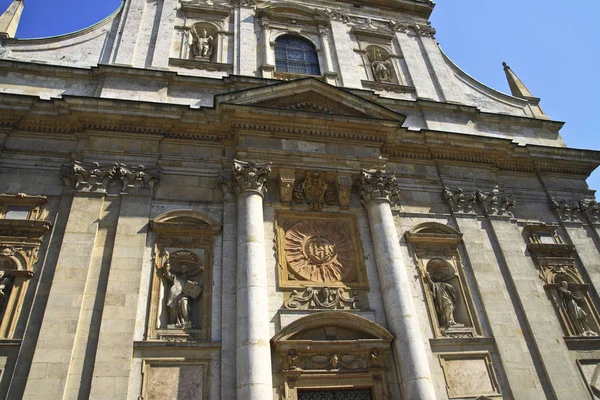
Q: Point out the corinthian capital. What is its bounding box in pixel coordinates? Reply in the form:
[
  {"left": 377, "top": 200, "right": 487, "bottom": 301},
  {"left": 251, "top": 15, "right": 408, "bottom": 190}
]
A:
[
  {"left": 359, "top": 169, "right": 400, "bottom": 205},
  {"left": 232, "top": 159, "right": 272, "bottom": 196}
]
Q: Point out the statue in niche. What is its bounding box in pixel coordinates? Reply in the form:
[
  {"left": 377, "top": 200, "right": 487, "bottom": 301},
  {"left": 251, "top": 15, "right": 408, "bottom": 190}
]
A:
[
  {"left": 190, "top": 25, "right": 214, "bottom": 60},
  {"left": 162, "top": 250, "right": 203, "bottom": 329},
  {"left": 558, "top": 281, "right": 598, "bottom": 336},
  {"left": 369, "top": 48, "right": 392, "bottom": 83},
  {"left": 424, "top": 261, "right": 459, "bottom": 328},
  {"left": 0, "top": 270, "right": 13, "bottom": 321}
]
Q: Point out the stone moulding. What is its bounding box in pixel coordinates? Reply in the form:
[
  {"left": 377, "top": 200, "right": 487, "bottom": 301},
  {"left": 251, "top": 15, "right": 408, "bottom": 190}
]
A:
[
  {"left": 271, "top": 312, "right": 394, "bottom": 399},
  {"left": 525, "top": 224, "right": 600, "bottom": 338},
  {"left": 405, "top": 222, "right": 481, "bottom": 339},
  {"left": 0, "top": 193, "right": 52, "bottom": 339},
  {"left": 147, "top": 210, "right": 221, "bottom": 342}
]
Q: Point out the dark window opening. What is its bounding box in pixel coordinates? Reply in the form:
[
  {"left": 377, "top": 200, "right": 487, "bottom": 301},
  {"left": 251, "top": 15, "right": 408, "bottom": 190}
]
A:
[{"left": 275, "top": 35, "right": 320, "bottom": 76}]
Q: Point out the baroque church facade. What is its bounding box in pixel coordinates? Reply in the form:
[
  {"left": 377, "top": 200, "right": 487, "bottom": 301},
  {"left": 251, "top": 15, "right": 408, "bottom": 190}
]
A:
[{"left": 0, "top": 0, "right": 599, "bottom": 399}]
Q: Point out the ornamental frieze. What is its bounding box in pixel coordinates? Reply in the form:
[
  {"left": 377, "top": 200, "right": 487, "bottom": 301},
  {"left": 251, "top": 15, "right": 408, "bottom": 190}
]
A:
[
  {"left": 443, "top": 187, "right": 476, "bottom": 214},
  {"left": 550, "top": 197, "right": 600, "bottom": 223}
]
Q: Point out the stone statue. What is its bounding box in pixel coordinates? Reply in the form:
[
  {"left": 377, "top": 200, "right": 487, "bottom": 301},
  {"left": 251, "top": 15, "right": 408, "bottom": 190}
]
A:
[
  {"left": 558, "top": 281, "right": 598, "bottom": 336},
  {"left": 162, "top": 251, "right": 203, "bottom": 329},
  {"left": 190, "top": 28, "right": 214, "bottom": 59},
  {"left": 371, "top": 48, "right": 392, "bottom": 82},
  {"left": 425, "top": 271, "right": 458, "bottom": 328},
  {"left": 0, "top": 270, "right": 13, "bottom": 320}
]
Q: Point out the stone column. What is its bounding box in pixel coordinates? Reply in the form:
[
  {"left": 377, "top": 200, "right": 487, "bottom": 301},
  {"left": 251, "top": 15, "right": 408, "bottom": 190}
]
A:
[
  {"left": 318, "top": 25, "right": 337, "bottom": 85},
  {"left": 359, "top": 170, "right": 436, "bottom": 400},
  {"left": 232, "top": 159, "right": 273, "bottom": 399}
]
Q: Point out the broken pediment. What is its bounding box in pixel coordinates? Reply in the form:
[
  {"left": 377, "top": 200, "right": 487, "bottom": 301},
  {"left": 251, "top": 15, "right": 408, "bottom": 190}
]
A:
[{"left": 216, "top": 78, "right": 405, "bottom": 123}]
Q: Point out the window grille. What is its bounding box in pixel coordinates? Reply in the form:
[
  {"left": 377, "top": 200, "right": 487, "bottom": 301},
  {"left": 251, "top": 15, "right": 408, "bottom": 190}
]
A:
[{"left": 275, "top": 35, "right": 320, "bottom": 76}]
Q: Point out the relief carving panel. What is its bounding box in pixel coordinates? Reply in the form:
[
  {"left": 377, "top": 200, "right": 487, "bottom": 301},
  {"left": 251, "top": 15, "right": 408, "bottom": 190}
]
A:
[{"left": 276, "top": 212, "right": 368, "bottom": 290}]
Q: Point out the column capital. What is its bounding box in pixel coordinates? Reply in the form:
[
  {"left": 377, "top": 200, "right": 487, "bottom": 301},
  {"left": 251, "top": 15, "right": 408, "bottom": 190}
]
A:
[
  {"left": 476, "top": 185, "right": 515, "bottom": 217},
  {"left": 232, "top": 159, "right": 272, "bottom": 197},
  {"left": 61, "top": 161, "right": 161, "bottom": 196},
  {"left": 359, "top": 169, "right": 400, "bottom": 206}
]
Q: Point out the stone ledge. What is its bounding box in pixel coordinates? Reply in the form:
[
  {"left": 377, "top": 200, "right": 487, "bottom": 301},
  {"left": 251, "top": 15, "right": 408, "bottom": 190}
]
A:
[
  {"left": 134, "top": 341, "right": 221, "bottom": 350},
  {"left": 564, "top": 336, "right": 600, "bottom": 351},
  {"left": 361, "top": 80, "right": 416, "bottom": 94},
  {"left": 169, "top": 58, "right": 233, "bottom": 73},
  {"left": 0, "top": 339, "right": 21, "bottom": 348},
  {"left": 430, "top": 336, "right": 496, "bottom": 353}
]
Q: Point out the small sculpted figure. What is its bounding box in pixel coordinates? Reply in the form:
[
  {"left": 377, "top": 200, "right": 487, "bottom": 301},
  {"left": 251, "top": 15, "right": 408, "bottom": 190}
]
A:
[
  {"left": 370, "top": 48, "right": 392, "bottom": 82},
  {"left": 558, "top": 281, "right": 597, "bottom": 336},
  {"left": 191, "top": 29, "right": 213, "bottom": 59},
  {"left": 0, "top": 270, "right": 13, "bottom": 320},
  {"left": 162, "top": 251, "right": 203, "bottom": 328},
  {"left": 425, "top": 271, "right": 458, "bottom": 328}
]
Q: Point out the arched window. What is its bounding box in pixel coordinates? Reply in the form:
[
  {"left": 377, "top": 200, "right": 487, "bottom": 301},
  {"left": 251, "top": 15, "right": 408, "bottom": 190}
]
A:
[{"left": 275, "top": 35, "right": 320, "bottom": 76}]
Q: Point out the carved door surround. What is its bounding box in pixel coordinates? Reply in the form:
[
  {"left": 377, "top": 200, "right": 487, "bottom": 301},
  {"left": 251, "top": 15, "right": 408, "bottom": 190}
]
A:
[
  {"left": 272, "top": 312, "right": 395, "bottom": 400},
  {"left": 148, "top": 210, "right": 221, "bottom": 342},
  {"left": 0, "top": 193, "right": 51, "bottom": 338},
  {"left": 525, "top": 224, "right": 600, "bottom": 338},
  {"left": 405, "top": 222, "right": 481, "bottom": 338}
]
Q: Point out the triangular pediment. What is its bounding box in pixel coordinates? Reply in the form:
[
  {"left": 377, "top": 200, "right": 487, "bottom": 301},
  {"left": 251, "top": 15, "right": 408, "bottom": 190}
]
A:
[{"left": 216, "top": 78, "right": 405, "bottom": 123}]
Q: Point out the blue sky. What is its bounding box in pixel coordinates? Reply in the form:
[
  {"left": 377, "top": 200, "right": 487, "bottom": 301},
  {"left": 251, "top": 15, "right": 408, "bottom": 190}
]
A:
[{"left": 2, "top": 0, "right": 600, "bottom": 194}]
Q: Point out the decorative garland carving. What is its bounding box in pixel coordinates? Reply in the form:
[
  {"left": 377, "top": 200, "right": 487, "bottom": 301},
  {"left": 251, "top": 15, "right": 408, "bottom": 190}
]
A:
[
  {"left": 550, "top": 197, "right": 584, "bottom": 222},
  {"left": 359, "top": 169, "right": 400, "bottom": 205},
  {"left": 284, "top": 286, "right": 363, "bottom": 310}
]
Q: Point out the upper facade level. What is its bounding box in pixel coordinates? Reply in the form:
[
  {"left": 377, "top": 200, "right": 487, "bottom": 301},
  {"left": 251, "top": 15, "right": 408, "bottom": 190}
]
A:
[{"left": 0, "top": 0, "right": 562, "bottom": 147}]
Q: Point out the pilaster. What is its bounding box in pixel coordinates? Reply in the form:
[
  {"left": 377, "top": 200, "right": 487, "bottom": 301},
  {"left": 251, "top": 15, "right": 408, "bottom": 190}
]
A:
[
  {"left": 475, "top": 186, "right": 587, "bottom": 400},
  {"left": 22, "top": 162, "right": 110, "bottom": 399},
  {"left": 88, "top": 187, "right": 157, "bottom": 399},
  {"left": 443, "top": 186, "right": 547, "bottom": 399},
  {"left": 359, "top": 169, "right": 436, "bottom": 400}
]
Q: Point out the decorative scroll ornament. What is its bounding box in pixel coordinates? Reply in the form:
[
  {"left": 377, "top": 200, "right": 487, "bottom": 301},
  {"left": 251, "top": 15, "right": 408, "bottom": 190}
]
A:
[
  {"left": 443, "top": 187, "right": 476, "bottom": 214},
  {"left": 229, "top": 0, "right": 256, "bottom": 7},
  {"left": 476, "top": 185, "right": 516, "bottom": 217},
  {"left": 284, "top": 286, "right": 363, "bottom": 310},
  {"left": 61, "top": 161, "right": 160, "bottom": 195},
  {"left": 232, "top": 159, "right": 272, "bottom": 196},
  {"left": 279, "top": 169, "right": 295, "bottom": 205},
  {"left": 284, "top": 220, "right": 355, "bottom": 283},
  {"left": 359, "top": 169, "right": 400, "bottom": 205}
]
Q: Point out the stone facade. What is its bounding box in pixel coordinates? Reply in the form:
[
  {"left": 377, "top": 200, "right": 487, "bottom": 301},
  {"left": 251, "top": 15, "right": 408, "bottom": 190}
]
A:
[{"left": 0, "top": 0, "right": 599, "bottom": 399}]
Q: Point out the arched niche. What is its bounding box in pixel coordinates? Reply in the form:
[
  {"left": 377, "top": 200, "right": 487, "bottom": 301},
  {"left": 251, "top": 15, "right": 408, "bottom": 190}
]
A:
[
  {"left": 271, "top": 312, "right": 396, "bottom": 399},
  {"left": 148, "top": 210, "right": 220, "bottom": 342},
  {"left": 405, "top": 222, "right": 481, "bottom": 338}
]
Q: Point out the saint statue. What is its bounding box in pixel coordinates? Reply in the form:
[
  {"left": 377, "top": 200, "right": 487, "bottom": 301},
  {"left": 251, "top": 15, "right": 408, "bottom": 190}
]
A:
[
  {"left": 370, "top": 48, "right": 392, "bottom": 82},
  {"left": 425, "top": 271, "right": 458, "bottom": 328},
  {"left": 190, "top": 28, "right": 214, "bottom": 59},
  {"left": 558, "top": 281, "right": 597, "bottom": 336},
  {"left": 0, "top": 270, "right": 13, "bottom": 321},
  {"left": 162, "top": 251, "right": 203, "bottom": 329}
]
